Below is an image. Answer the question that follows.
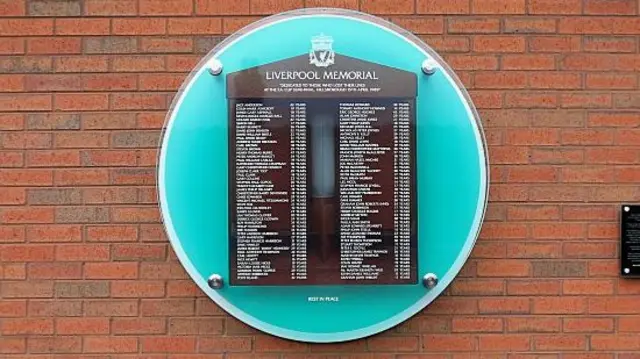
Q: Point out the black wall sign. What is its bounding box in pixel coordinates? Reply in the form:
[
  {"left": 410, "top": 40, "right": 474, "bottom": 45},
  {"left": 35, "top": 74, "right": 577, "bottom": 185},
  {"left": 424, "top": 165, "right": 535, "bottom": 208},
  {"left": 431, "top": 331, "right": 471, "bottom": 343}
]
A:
[{"left": 621, "top": 205, "right": 640, "bottom": 277}]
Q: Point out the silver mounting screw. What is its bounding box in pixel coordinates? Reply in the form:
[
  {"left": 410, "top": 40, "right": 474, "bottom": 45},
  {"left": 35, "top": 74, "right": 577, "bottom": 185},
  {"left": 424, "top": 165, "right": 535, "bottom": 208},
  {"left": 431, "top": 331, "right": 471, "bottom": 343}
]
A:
[
  {"left": 421, "top": 59, "right": 437, "bottom": 75},
  {"left": 208, "top": 59, "right": 223, "bottom": 76},
  {"left": 423, "top": 273, "right": 438, "bottom": 289},
  {"left": 207, "top": 274, "right": 224, "bottom": 289},
  {"left": 624, "top": 268, "right": 631, "bottom": 274},
  {"left": 624, "top": 206, "right": 631, "bottom": 212}
]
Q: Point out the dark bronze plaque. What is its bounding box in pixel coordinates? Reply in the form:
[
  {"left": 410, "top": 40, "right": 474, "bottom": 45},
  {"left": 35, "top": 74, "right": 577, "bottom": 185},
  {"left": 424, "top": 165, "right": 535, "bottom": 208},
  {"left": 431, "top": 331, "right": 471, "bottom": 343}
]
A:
[
  {"left": 621, "top": 205, "right": 640, "bottom": 277},
  {"left": 227, "top": 53, "right": 418, "bottom": 286}
]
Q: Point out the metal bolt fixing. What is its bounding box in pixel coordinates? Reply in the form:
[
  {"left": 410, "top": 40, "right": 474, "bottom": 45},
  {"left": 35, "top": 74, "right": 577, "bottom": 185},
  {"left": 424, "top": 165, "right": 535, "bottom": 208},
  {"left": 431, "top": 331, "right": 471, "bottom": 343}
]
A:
[
  {"left": 208, "top": 59, "right": 223, "bottom": 76},
  {"left": 207, "top": 274, "right": 224, "bottom": 289},
  {"left": 423, "top": 273, "right": 438, "bottom": 289}
]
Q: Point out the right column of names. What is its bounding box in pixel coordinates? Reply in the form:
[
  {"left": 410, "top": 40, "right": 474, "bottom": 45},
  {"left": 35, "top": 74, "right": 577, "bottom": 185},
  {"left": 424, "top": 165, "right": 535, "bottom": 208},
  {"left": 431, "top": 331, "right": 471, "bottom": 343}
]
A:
[{"left": 393, "top": 102, "right": 412, "bottom": 281}]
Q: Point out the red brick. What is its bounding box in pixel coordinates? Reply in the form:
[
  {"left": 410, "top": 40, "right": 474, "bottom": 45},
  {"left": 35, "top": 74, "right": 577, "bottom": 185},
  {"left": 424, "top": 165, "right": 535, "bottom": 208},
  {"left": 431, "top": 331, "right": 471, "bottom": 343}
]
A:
[
  {"left": 27, "top": 37, "right": 81, "bottom": 54},
  {"left": 54, "top": 169, "right": 109, "bottom": 186},
  {"left": 195, "top": 0, "right": 249, "bottom": 14},
  {"left": 112, "top": 281, "right": 165, "bottom": 298},
  {"left": 506, "top": 92, "right": 557, "bottom": 108},
  {"left": 111, "top": 93, "right": 166, "bottom": 110},
  {"left": 423, "top": 335, "right": 476, "bottom": 351},
  {"left": 364, "top": 336, "right": 418, "bottom": 352},
  {"left": 534, "top": 335, "right": 587, "bottom": 351},
  {"left": 1, "top": 208, "right": 54, "bottom": 224},
  {"left": 562, "top": 129, "right": 614, "bottom": 145},
  {"left": 561, "top": 93, "right": 612, "bottom": 108},
  {"left": 84, "top": 0, "right": 136, "bottom": 15},
  {"left": 0, "top": 300, "right": 27, "bottom": 318},
  {"left": 478, "top": 335, "right": 530, "bottom": 351},
  {"left": 508, "top": 280, "right": 562, "bottom": 296},
  {"left": 140, "top": 37, "right": 193, "bottom": 53},
  {"left": 55, "top": 56, "right": 109, "bottom": 72},
  {"left": 564, "top": 279, "right": 615, "bottom": 295},
  {"left": 250, "top": 0, "right": 304, "bottom": 14},
  {"left": 167, "top": 280, "right": 200, "bottom": 297},
  {"left": 619, "top": 316, "right": 640, "bottom": 331},
  {"left": 55, "top": 244, "right": 109, "bottom": 261},
  {"left": 0, "top": 94, "right": 52, "bottom": 111},
  {"left": 564, "top": 317, "right": 614, "bottom": 332},
  {"left": 55, "top": 19, "right": 110, "bottom": 35},
  {"left": 585, "top": 0, "right": 637, "bottom": 14},
  {"left": 530, "top": 36, "right": 582, "bottom": 52},
  {"left": 305, "top": 0, "right": 359, "bottom": 8},
  {"left": 28, "top": 262, "right": 81, "bottom": 279},
  {"left": 533, "top": 297, "right": 587, "bottom": 314},
  {"left": 81, "top": 150, "right": 137, "bottom": 166},
  {"left": 27, "top": 336, "right": 82, "bottom": 354},
  {"left": 0, "top": 187, "right": 25, "bottom": 205},
  {"left": 560, "top": 167, "right": 614, "bottom": 183},
  {"left": 139, "top": 73, "right": 185, "bottom": 91},
  {"left": 85, "top": 263, "right": 138, "bottom": 279},
  {"left": 141, "top": 337, "right": 196, "bottom": 353},
  {"left": 112, "top": 318, "right": 166, "bottom": 334},
  {"left": 507, "top": 166, "right": 558, "bottom": 182},
  {"left": 591, "top": 335, "right": 640, "bottom": 351},
  {"left": 588, "top": 223, "right": 617, "bottom": 239},
  {"left": 27, "top": 150, "right": 80, "bottom": 167},
  {"left": 422, "top": 36, "right": 470, "bottom": 52},
  {"left": 531, "top": 147, "right": 584, "bottom": 164},
  {"left": 54, "top": 93, "right": 108, "bottom": 111},
  {"left": 87, "top": 225, "right": 138, "bottom": 242},
  {"left": 112, "top": 207, "right": 161, "bottom": 223},
  {"left": 507, "top": 206, "right": 560, "bottom": 221},
  {"left": 563, "top": 206, "right": 616, "bottom": 221},
  {"left": 531, "top": 223, "right": 585, "bottom": 239},
  {"left": 199, "top": 337, "right": 252, "bottom": 353},
  {"left": 0, "top": 114, "right": 24, "bottom": 130},
  {"left": 417, "top": 0, "right": 469, "bottom": 14},
  {"left": 168, "top": 18, "right": 222, "bottom": 34},
  {"left": 565, "top": 242, "right": 616, "bottom": 259},
  {"left": 0, "top": 74, "right": 24, "bottom": 92},
  {"left": 139, "top": 0, "right": 192, "bottom": 14},
  {"left": 529, "top": 0, "right": 582, "bottom": 14},
  {"left": 479, "top": 298, "right": 530, "bottom": 314},
  {"left": 507, "top": 317, "right": 561, "bottom": 333},
  {"left": 84, "top": 337, "right": 138, "bottom": 353},
  {"left": 448, "top": 18, "right": 499, "bottom": 34},
  {"left": 0, "top": 226, "right": 25, "bottom": 243},
  {"left": 452, "top": 317, "right": 503, "bottom": 332},
  {"left": 56, "top": 317, "right": 109, "bottom": 335},
  {"left": 529, "top": 72, "right": 582, "bottom": 89},
  {"left": 113, "top": 18, "right": 166, "bottom": 35},
  {"left": 0, "top": 0, "right": 25, "bottom": 15},
  {"left": 618, "top": 129, "right": 640, "bottom": 145},
  {"left": 0, "top": 38, "right": 24, "bottom": 54},
  {"left": 502, "top": 55, "right": 556, "bottom": 70},
  {"left": 507, "top": 243, "right": 561, "bottom": 259},
  {"left": 589, "top": 112, "right": 640, "bottom": 127},
  {"left": 0, "top": 19, "right": 53, "bottom": 35},
  {"left": 1, "top": 263, "right": 26, "bottom": 279},
  {"left": 1, "top": 318, "right": 53, "bottom": 335},
  {"left": 471, "top": 0, "right": 525, "bottom": 13},
  {"left": 449, "top": 278, "right": 505, "bottom": 295},
  {"left": 505, "top": 18, "right": 556, "bottom": 33},
  {"left": 469, "top": 90, "right": 502, "bottom": 108},
  {"left": 222, "top": 16, "right": 262, "bottom": 34},
  {"left": 473, "top": 36, "right": 525, "bottom": 52}
]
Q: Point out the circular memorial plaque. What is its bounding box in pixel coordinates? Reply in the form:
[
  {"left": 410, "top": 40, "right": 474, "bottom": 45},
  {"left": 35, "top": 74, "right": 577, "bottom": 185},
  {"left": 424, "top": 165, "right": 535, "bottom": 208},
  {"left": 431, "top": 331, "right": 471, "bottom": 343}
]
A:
[{"left": 158, "top": 8, "right": 489, "bottom": 343}]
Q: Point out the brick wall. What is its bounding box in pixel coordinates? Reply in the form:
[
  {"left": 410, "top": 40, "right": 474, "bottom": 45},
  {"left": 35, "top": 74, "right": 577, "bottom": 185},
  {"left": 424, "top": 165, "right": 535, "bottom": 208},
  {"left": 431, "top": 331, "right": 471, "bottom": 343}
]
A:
[{"left": 0, "top": 0, "right": 639, "bottom": 356}]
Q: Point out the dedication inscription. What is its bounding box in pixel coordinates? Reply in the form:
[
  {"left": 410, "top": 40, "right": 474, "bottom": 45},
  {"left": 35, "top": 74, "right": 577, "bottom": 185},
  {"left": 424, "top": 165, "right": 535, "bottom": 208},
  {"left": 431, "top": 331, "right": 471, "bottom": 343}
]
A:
[
  {"left": 228, "top": 35, "right": 418, "bottom": 286},
  {"left": 622, "top": 205, "right": 640, "bottom": 276}
]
